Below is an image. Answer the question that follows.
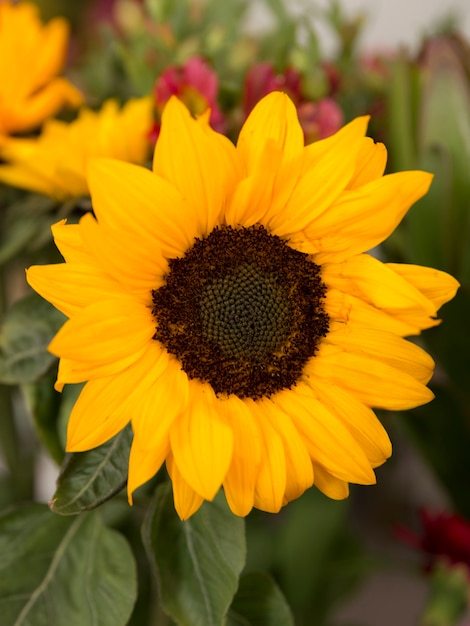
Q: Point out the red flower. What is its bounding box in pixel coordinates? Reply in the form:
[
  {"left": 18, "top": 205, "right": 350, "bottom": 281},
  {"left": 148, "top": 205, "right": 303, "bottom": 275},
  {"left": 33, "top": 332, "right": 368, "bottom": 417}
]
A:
[
  {"left": 150, "top": 56, "right": 225, "bottom": 141},
  {"left": 399, "top": 509, "right": 470, "bottom": 573},
  {"left": 243, "top": 63, "right": 343, "bottom": 143}
]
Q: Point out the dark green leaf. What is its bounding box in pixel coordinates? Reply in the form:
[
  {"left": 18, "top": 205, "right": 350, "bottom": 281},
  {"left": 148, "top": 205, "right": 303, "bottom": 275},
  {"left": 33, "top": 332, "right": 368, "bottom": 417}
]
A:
[
  {"left": 0, "top": 504, "right": 137, "bottom": 626},
  {"left": 227, "top": 572, "right": 294, "bottom": 626},
  {"left": 21, "top": 372, "right": 64, "bottom": 465},
  {"left": 0, "top": 195, "right": 56, "bottom": 265},
  {"left": 142, "top": 482, "right": 246, "bottom": 626},
  {"left": 0, "top": 293, "right": 65, "bottom": 385},
  {"left": 50, "top": 425, "right": 133, "bottom": 515}
]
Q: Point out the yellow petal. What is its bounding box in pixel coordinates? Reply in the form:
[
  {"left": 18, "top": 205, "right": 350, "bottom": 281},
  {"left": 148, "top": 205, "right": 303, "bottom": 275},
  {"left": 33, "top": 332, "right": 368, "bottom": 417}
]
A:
[
  {"left": 325, "top": 324, "right": 435, "bottom": 384},
  {"left": 87, "top": 158, "right": 195, "bottom": 259},
  {"left": 32, "top": 17, "right": 69, "bottom": 86},
  {"left": 221, "top": 396, "right": 262, "bottom": 517},
  {"left": 49, "top": 298, "right": 155, "bottom": 372},
  {"left": 153, "top": 97, "right": 240, "bottom": 237},
  {"left": 386, "top": 263, "right": 460, "bottom": 311},
  {"left": 312, "top": 463, "right": 349, "bottom": 500},
  {"left": 66, "top": 379, "right": 132, "bottom": 451},
  {"left": 12, "top": 78, "right": 82, "bottom": 133},
  {"left": 237, "top": 91, "right": 304, "bottom": 173},
  {"left": 324, "top": 288, "right": 434, "bottom": 336},
  {"left": 274, "top": 382, "right": 376, "bottom": 485},
  {"left": 306, "top": 343, "right": 434, "bottom": 410},
  {"left": 224, "top": 141, "right": 283, "bottom": 227},
  {"left": 166, "top": 454, "right": 204, "bottom": 520},
  {"left": 347, "top": 137, "right": 387, "bottom": 189},
  {"left": 303, "top": 171, "right": 433, "bottom": 263},
  {"left": 244, "top": 399, "right": 286, "bottom": 513},
  {"left": 132, "top": 357, "right": 189, "bottom": 452},
  {"left": 128, "top": 437, "right": 169, "bottom": 505},
  {"left": 170, "top": 380, "right": 234, "bottom": 501},
  {"left": 66, "top": 342, "right": 170, "bottom": 451},
  {"left": 78, "top": 212, "right": 168, "bottom": 300},
  {"left": 51, "top": 220, "right": 95, "bottom": 265},
  {"left": 258, "top": 398, "right": 314, "bottom": 504},
  {"left": 269, "top": 116, "right": 369, "bottom": 236},
  {"left": 26, "top": 263, "right": 123, "bottom": 318},
  {"left": 322, "top": 254, "right": 438, "bottom": 318},
  {"left": 305, "top": 376, "right": 391, "bottom": 467}
]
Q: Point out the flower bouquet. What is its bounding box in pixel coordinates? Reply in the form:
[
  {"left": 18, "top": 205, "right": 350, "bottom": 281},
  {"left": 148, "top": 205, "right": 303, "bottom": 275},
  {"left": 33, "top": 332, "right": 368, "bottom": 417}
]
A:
[{"left": 0, "top": 1, "right": 468, "bottom": 625}]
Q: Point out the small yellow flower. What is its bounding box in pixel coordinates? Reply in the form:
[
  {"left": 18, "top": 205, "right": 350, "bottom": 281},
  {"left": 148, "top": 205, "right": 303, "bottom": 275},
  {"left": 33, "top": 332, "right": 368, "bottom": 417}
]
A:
[
  {"left": 27, "top": 93, "right": 459, "bottom": 519},
  {"left": 0, "top": 1, "right": 82, "bottom": 136},
  {"left": 0, "top": 98, "right": 154, "bottom": 200}
]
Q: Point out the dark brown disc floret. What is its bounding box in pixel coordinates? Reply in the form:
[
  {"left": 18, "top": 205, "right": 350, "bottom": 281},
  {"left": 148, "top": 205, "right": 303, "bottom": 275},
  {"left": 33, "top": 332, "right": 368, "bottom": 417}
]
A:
[{"left": 151, "top": 224, "right": 329, "bottom": 399}]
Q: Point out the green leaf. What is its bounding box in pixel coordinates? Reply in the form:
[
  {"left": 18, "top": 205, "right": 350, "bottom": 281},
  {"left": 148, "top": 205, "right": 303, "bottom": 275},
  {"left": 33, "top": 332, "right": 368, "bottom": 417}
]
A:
[
  {"left": 0, "top": 195, "right": 56, "bottom": 265},
  {"left": 0, "top": 293, "right": 65, "bottom": 385},
  {"left": 142, "top": 482, "right": 246, "bottom": 626},
  {"left": 0, "top": 504, "right": 137, "bottom": 626},
  {"left": 50, "top": 425, "right": 133, "bottom": 515},
  {"left": 21, "top": 372, "right": 64, "bottom": 465},
  {"left": 227, "top": 572, "right": 294, "bottom": 626}
]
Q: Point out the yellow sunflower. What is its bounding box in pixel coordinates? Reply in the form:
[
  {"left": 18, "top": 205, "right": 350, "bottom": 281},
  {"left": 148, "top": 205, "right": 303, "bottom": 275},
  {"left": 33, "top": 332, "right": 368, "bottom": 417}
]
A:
[
  {"left": 0, "top": 1, "right": 82, "bottom": 136},
  {"left": 0, "top": 97, "right": 154, "bottom": 200},
  {"left": 27, "top": 93, "right": 459, "bottom": 519}
]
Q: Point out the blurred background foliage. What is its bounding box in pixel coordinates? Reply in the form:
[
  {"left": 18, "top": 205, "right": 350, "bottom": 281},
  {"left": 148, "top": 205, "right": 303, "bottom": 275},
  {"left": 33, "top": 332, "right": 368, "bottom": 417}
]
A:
[{"left": 1, "top": 1, "right": 470, "bottom": 625}]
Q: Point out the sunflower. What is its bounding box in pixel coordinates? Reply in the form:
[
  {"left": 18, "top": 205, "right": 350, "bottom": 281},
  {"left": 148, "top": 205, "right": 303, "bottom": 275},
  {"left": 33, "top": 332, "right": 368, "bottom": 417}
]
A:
[
  {"left": 27, "top": 93, "right": 459, "bottom": 519},
  {"left": 0, "top": 98, "right": 154, "bottom": 200},
  {"left": 0, "top": 1, "right": 82, "bottom": 137}
]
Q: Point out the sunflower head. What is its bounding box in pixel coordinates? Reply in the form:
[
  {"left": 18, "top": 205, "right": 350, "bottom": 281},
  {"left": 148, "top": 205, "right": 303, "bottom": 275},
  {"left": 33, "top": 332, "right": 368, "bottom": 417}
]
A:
[
  {"left": 0, "top": 1, "right": 83, "bottom": 137},
  {"left": 27, "top": 91, "right": 459, "bottom": 519},
  {"left": 0, "top": 97, "right": 154, "bottom": 200}
]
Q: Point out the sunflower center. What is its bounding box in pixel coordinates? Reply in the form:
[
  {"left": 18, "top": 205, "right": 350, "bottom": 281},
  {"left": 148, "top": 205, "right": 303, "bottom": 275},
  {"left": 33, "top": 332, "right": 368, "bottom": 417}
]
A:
[
  {"left": 200, "top": 262, "right": 291, "bottom": 361},
  {"left": 151, "top": 225, "right": 329, "bottom": 399}
]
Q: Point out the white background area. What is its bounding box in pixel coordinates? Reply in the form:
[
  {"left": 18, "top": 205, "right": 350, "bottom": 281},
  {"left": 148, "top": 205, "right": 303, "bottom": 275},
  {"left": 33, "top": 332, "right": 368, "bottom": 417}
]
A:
[
  {"left": 249, "top": 0, "right": 470, "bottom": 54},
  {"left": 319, "top": 0, "right": 470, "bottom": 49}
]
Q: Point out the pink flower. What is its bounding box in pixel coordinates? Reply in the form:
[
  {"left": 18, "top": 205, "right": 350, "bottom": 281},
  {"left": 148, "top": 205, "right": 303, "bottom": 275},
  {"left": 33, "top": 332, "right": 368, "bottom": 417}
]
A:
[
  {"left": 150, "top": 56, "right": 225, "bottom": 140},
  {"left": 297, "top": 98, "right": 344, "bottom": 143},
  {"left": 243, "top": 63, "right": 302, "bottom": 116}
]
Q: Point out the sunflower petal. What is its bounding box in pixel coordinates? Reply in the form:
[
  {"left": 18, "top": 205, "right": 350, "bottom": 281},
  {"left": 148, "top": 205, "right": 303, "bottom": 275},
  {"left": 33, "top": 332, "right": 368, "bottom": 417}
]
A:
[
  {"left": 66, "top": 379, "right": 132, "bottom": 452},
  {"left": 259, "top": 398, "right": 314, "bottom": 503},
  {"left": 166, "top": 454, "right": 204, "bottom": 520},
  {"left": 312, "top": 463, "right": 349, "bottom": 500},
  {"left": 26, "top": 263, "right": 122, "bottom": 318},
  {"left": 128, "top": 437, "right": 170, "bottom": 505},
  {"left": 153, "top": 97, "right": 240, "bottom": 236},
  {"left": 305, "top": 377, "right": 391, "bottom": 467},
  {"left": 87, "top": 158, "right": 195, "bottom": 258},
  {"left": 245, "top": 399, "right": 286, "bottom": 513},
  {"left": 269, "top": 116, "right": 370, "bottom": 236},
  {"left": 221, "top": 396, "right": 262, "bottom": 517},
  {"left": 322, "top": 254, "right": 438, "bottom": 318},
  {"left": 170, "top": 380, "right": 234, "bottom": 501},
  {"left": 386, "top": 263, "right": 460, "bottom": 310},
  {"left": 347, "top": 137, "right": 387, "bottom": 189},
  {"left": 237, "top": 91, "right": 304, "bottom": 172},
  {"left": 274, "top": 382, "right": 376, "bottom": 485},
  {"left": 132, "top": 357, "right": 189, "bottom": 452},
  {"left": 307, "top": 343, "right": 434, "bottom": 410},
  {"left": 325, "top": 324, "right": 435, "bottom": 384},
  {"left": 48, "top": 297, "right": 155, "bottom": 371},
  {"left": 304, "top": 171, "right": 433, "bottom": 263}
]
